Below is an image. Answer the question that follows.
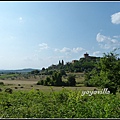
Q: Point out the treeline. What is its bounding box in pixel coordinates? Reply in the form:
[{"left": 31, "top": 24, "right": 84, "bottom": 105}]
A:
[
  {"left": 30, "top": 58, "right": 100, "bottom": 76},
  {"left": 37, "top": 70, "right": 76, "bottom": 86},
  {"left": 44, "top": 59, "right": 98, "bottom": 74}
]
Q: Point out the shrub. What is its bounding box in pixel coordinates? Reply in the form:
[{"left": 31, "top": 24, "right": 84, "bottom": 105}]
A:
[
  {"left": 0, "top": 82, "right": 4, "bottom": 85},
  {"left": 5, "top": 88, "right": 13, "bottom": 94},
  {"left": 37, "top": 80, "right": 41, "bottom": 85},
  {"left": 67, "top": 75, "right": 76, "bottom": 86},
  {"left": 44, "top": 80, "right": 48, "bottom": 86},
  {"left": 52, "top": 72, "right": 62, "bottom": 86},
  {"left": 37, "top": 80, "right": 44, "bottom": 85},
  {"left": 40, "top": 80, "right": 44, "bottom": 85},
  {"left": 0, "top": 88, "right": 2, "bottom": 92},
  {"left": 36, "top": 89, "right": 39, "bottom": 91},
  {"left": 60, "top": 69, "right": 67, "bottom": 76}
]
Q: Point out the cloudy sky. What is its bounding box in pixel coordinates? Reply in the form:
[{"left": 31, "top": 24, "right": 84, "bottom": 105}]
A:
[{"left": 0, "top": 1, "right": 120, "bottom": 70}]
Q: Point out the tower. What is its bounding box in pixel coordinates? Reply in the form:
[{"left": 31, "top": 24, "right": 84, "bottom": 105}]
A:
[{"left": 84, "top": 52, "right": 89, "bottom": 58}]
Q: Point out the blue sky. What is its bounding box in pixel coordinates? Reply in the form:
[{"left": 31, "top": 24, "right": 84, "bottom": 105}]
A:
[{"left": 0, "top": 1, "right": 120, "bottom": 70}]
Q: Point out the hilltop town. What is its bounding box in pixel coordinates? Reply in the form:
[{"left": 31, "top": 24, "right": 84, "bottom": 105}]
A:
[
  {"left": 40, "top": 53, "right": 101, "bottom": 74},
  {"left": 72, "top": 52, "right": 100, "bottom": 64}
]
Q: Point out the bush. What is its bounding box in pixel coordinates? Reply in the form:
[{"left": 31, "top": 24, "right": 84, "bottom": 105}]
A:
[
  {"left": 5, "top": 88, "right": 13, "bottom": 94},
  {"left": 67, "top": 75, "right": 76, "bottom": 86},
  {"left": 60, "top": 69, "right": 67, "bottom": 76},
  {"left": 0, "top": 88, "right": 2, "bottom": 92},
  {"left": 52, "top": 72, "right": 62, "bottom": 86},
  {"left": 0, "top": 82, "right": 4, "bottom": 85},
  {"left": 37, "top": 80, "right": 44, "bottom": 85}
]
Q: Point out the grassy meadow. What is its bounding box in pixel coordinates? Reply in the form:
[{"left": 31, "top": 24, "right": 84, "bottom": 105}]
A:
[{"left": 0, "top": 72, "right": 87, "bottom": 92}]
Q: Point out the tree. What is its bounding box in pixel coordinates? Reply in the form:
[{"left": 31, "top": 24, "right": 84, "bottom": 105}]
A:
[
  {"left": 52, "top": 71, "right": 62, "bottom": 86},
  {"left": 62, "top": 60, "right": 64, "bottom": 65},
  {"left": 42, "top": 67, "right": 45, "bottom": 71},
  {"left": 59, "top": 60, "right": 61, "bottom": 65},
  {"left": 45, "top": 77, "right": 51, "bottom": 86},
  {"left": 67, "top": 75, "right": 76, "bottom": 86},
  {"left": 84, "top": 49, "right": 120, "bottom": 94},
  {"left": 60, "top": 69, "right": 67, "bottom": 76},
  {"left": 31, "top": 70, "right": 40, "bottom": 75}
]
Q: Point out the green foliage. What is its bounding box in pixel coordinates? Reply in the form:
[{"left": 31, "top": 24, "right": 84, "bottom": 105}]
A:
[
  {"left": 38, "top": 71, "right": 76, "bottom": 87},
  {"left": 30, "top": 70, "right": 40, "bottom": 75},
  {"left": 52, "top": 71, "right": 62, "bottom": 86},
  {"left": 0, "top": 89, "right": 120, "bottom": 118},
  {"left": 81, "top": 61, "right": 96, "bottom": 72},
  {"left": 38, "top": 71, "right": 63, "bottom": 86},
  {"left": 37, "top": 80, "right": 44, "bottom": 85},
  {"left": 4, "top": 88, "right": 13, "bottom": 94},
  {"left": 84, "top": 50, "right": 120, "bottom": 94},
  {"left": 67, "top": 75, "right": 76, "bottom": 86},
  {"left": 45, "top": 77, "right": 52, "bottom": 86},
  {"left": 0, "top": 88, "right": 2, "bottom": 92},
  {"left": 41, "top": 56, "right": 98, "bottom": 74},
  {"left": 60, "top": 69, "right": 67, "bottom": 76},
  {"left": 0, "top": 82, "right": 4, "bottom": 85},
  {"left": 42, "top": 67, "right": 45, "bottom": 71}
]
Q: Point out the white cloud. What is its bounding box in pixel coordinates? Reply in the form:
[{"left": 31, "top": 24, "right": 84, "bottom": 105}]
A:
[
  {"left": 60, "top": 47, "right": 71, "bottom": 53},
  {"left": 39, "top": 43, "right": 49, "bottom": 50},
  {"left": 54, "top": 47, "right": 71, "bottom": 54},
  {"left": 111, "top": 12, "right": 120, "bottom": 24},
  {"left": 72, "top": 47, "right": 84, "bottom": 53},
  {"left": 93, "top": 51, "right": 101, "bottom": 56},
  {"left": 99, "top": 44, "right": 111, "bottom": 49},
  {"left": 111, "top": 39, "right": 118, "bottom": 43},
  {"left": 113, "top": 35, "right": 120, "bottom": 38},
  {"left": 96, "top": 33, "right": 120, "bottom": 49},
  {"left": 54, "top": 47, "right": 84, "bottom": 54},
  {"left": 96, "top": 33, "right": 110, "bottom": 42}
]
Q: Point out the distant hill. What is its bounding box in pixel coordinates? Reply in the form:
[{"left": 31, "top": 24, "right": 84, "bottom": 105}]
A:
[{"left": 0, "top": 68, "right": 40, "bottom": 74}]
